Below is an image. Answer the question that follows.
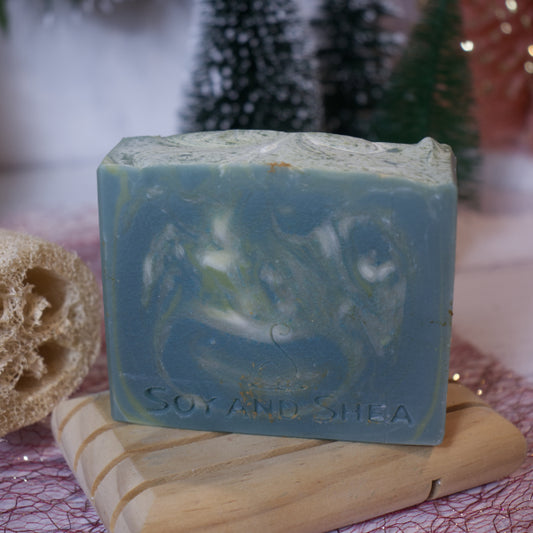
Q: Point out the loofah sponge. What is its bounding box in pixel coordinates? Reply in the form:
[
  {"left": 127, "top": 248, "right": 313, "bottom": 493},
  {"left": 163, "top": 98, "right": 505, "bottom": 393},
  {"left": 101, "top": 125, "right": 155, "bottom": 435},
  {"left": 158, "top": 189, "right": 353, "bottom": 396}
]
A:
[{"left": 0, "top": 229, "right": 101, "bottom": 437}]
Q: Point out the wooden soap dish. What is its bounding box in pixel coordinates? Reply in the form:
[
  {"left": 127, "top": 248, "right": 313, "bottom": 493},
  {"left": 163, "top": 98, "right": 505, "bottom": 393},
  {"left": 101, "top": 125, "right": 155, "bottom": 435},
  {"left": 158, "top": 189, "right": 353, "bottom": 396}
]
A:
[{"left": 51, "top": 382, "right": 526, "bottom": 533}]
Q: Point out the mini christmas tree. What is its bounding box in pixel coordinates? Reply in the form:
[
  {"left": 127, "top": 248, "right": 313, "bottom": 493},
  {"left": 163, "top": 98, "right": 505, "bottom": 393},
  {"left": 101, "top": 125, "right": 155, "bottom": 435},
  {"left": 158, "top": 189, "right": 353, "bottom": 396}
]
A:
[
  {"left": 313, "top": 0, "right": 397, "bottom": 139},
  {"left": 181, "top": 0, "right": 321, "bottom": 132},
  {"left": 1, "top": 0, "right": 9, "bottom": 32},
  {"left": 371, "top": 0, "right": 479, "bottom": 200}
]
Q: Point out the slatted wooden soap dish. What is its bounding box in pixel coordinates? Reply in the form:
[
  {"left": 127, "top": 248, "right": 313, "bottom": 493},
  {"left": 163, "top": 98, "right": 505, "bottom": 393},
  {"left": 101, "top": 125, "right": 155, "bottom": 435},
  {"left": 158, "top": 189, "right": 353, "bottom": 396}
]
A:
[{"left": 52, "top": 382, "right": 526, "bottom": 533}]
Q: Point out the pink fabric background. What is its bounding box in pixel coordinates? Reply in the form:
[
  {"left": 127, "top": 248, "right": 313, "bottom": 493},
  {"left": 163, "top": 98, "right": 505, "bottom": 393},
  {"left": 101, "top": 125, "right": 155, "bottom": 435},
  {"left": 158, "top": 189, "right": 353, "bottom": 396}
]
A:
[{"left": 1, "top": 213, "right": 532, "bottom": 532}]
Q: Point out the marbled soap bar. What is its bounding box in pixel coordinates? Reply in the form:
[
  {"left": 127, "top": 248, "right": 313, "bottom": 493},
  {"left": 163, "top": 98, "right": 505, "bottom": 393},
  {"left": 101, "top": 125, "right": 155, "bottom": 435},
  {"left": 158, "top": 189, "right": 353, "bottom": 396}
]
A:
[{"left": 98, "top": 131, "right": 457, "bottom": 445}]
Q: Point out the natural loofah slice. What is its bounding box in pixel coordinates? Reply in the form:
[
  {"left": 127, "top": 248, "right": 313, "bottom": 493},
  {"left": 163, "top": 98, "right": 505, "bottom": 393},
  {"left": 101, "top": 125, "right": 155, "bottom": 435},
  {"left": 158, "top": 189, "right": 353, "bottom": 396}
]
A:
[{"left": 0, "top": 229, "right": 101, "bottom": 437}]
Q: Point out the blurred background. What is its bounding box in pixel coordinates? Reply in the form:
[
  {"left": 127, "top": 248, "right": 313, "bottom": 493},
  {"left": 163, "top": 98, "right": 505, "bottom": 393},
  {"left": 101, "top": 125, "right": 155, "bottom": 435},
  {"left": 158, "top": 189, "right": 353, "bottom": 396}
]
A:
[
  {"left": 0, "top": 0, "right": 532, "bottom": 378},
  {"left": 1, "top": 0, "right": 531, "bottom": 217},
  {"left": 0, "top": 0, "right": 196, "bottom": 218}
]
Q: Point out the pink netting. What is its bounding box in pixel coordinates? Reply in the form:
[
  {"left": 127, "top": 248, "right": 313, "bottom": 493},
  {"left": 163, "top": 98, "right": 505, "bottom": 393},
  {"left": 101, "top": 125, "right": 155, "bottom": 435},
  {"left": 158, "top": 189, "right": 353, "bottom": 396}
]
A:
[{"left": 1, "top": 213, "right": 531, "bottom": 532}]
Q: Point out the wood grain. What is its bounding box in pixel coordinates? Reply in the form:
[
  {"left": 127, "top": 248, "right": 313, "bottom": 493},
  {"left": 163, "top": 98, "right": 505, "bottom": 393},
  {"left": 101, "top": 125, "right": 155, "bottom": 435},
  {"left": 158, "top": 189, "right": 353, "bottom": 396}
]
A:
[{"left": 51, "top": 383, "right": 526, "bottom": 533}]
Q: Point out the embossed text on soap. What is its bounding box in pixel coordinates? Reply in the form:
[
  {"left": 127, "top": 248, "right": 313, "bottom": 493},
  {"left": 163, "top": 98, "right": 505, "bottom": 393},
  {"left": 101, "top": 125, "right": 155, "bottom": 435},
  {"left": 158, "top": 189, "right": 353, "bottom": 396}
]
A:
[{"left": 143, "top": 386, "right": 414, "bottom": 426}]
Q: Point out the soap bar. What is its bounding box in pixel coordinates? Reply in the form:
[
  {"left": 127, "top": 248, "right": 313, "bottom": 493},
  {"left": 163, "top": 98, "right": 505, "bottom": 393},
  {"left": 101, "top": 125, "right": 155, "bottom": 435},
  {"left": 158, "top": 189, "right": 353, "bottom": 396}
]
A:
[{"left": 97, "top": 130, "right": 457, "bottom": 445}]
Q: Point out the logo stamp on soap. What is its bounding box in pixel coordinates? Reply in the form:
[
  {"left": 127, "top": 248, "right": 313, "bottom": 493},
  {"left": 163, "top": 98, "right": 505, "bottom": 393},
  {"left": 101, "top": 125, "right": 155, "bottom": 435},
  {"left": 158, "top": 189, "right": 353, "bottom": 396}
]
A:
[{"left": 143, "top": 386, "right": 414, "bottom": 427}]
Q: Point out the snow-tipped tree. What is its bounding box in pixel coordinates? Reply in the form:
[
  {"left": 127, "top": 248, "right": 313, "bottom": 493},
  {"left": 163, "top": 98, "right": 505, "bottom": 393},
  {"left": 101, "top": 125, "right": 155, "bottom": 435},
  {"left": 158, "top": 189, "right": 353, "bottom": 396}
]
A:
[
  {"left": 313, "top": 0, "right": 397, "bottom": 139},
  {"left": 181, "top": 0, "right": 321, "bottom": 132},
  {"left": 371, "top": 0, "right": 479, "bottom": 200}
]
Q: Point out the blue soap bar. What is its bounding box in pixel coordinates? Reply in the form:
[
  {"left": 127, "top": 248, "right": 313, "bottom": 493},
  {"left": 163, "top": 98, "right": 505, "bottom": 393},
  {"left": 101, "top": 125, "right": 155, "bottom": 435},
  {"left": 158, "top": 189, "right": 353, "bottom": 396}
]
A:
[{"left": 97, "top": 131, "right": 457, "bottom": 445}]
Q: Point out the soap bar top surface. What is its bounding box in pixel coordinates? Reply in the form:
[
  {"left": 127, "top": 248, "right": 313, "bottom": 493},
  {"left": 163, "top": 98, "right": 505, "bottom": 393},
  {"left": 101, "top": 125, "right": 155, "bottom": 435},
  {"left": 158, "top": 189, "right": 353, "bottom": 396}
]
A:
[
  {"left": 101, "top": 130, "right": 453, "bottom": 185},
  {"left": 98, "top": 130, "right": 457, "bottom": 445}
]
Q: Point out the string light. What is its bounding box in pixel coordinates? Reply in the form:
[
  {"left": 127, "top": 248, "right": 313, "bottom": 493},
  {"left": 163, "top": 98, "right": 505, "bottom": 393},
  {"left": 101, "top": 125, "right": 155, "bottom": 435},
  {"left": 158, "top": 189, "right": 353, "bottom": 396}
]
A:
[
  {"left": 527, "top": 42, "right": 533, "bottom": 73},
  {"left": 460, "top": 40, "right": 474, "bottom": 52},
  {"left": 500, "top": 21, "right": 513, "bottom": 34},
  {"left": 505, "top": 0, "right": 518, "bottom": 13}
]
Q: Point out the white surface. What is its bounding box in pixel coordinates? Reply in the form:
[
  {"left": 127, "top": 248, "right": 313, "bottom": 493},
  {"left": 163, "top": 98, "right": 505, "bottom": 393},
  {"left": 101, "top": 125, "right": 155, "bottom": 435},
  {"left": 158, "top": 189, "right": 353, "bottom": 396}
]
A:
[
  {"left": 0, "top": 0, "right": 196, "bottom": 168},
  {"left": 454, "top": 206, "right": 533, "bottom": 381},
  {"left": 454, "top": 262, "right": 533, "bottom": 379},
  {"left": 0, "top": 162, "right": 97, "bottom": 223}
]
